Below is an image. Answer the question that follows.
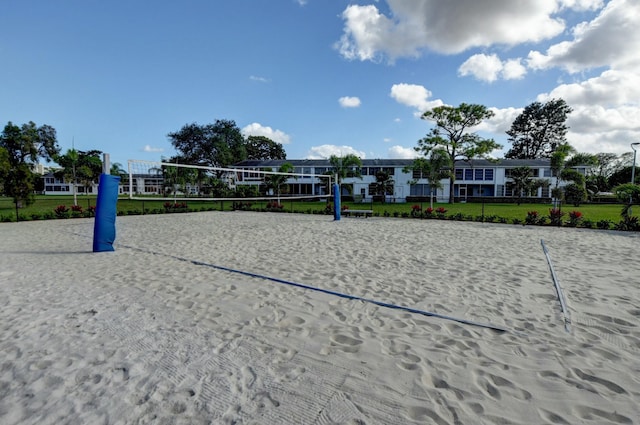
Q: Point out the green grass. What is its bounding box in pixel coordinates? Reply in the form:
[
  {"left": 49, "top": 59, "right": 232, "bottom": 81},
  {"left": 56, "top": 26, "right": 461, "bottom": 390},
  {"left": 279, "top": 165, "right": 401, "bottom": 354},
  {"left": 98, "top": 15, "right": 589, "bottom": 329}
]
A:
[{"left": 0, "top": 195, "right": 632, "bottom": 226}]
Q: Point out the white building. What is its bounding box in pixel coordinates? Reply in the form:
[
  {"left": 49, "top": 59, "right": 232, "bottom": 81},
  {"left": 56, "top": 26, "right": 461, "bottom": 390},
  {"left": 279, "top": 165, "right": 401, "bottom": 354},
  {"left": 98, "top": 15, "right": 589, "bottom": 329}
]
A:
[{"left": 233, "top": 158, "right": 589, "bottom": 203}]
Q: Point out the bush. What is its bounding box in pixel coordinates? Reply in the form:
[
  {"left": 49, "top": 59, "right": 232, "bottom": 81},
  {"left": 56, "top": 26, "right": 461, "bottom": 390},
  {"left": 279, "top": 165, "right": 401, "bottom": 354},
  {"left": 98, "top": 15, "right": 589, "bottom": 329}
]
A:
[
  {"left": 567, "top": 211, "right": 583, "bottom": 227},
  {"left": 435, "top": 207, "right": 447, "bottom": 219},
  {"left": 596, "top": 219, "right": 611, "bottom": 230},
  {"left": 548, "top": 208, "right": 565, "bottom": 226},
  {"left": 54, "top": 205, "right": 70, "bottom": 219},
  {"left": 525, "top": 211, "right": 540, "bottom": 225}
]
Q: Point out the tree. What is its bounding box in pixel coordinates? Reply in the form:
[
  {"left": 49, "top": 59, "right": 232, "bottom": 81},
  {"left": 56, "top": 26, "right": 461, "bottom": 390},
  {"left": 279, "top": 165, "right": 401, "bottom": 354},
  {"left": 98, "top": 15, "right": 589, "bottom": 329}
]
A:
[
  {"left": 245, "top": 136, "right": 287, "bottom": 160},
  {"left": 505, "top": 99, "right": 572, "bottom": 159},
  {"left": 329, "top": 154, "right": 362, "bottom": 197},
  {"left": 550, "top": 145, "right": 597, "bottom": 206},
  {"left": 613, "top": 183, "right": 640, "bottom": 228},
  {"left": 55, "top": 150, "right": 103, "bottom": 201},
  {"left": 264, "top": 162, "right": 294, "bottom": 202},
  {"left": 0, "top": 121, "right": 60, "bottom": 206},
  {"left": 405, "top": 148, "right": 451, "bottom": 208},
  {"left": 416, "top": 103, "right": 501, "bottom": 203},
  {"left": 0, "top": 146, "right": 10, "bottom": 194},
  {"left": 168, "top": 120, "right": 247, "bottom": 176},
  {"left": 373, "top": 170, "right": 395, "bottom": 203},
  {"left": 508, "top": 166, "right": 547, "bottom": 205}
]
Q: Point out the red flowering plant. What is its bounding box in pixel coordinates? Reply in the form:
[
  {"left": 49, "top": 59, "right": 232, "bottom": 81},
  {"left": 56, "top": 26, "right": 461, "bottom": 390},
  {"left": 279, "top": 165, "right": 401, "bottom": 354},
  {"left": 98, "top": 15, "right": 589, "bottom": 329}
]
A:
[
  {"left": 567, "top": 210, "right": 583, "bottom": 227},
  {"left": 54, "top": 205, "right": 70, "bottom": 219},
  {"left": 435, "top": 207, "right": 447, "bottom": 219},
  {"left": 548, "top": 208, "right": 565, "bottom": 226},
  {"left": 410, "top": 204, "right": 422, "bottom": 217},
  {"left": 267, "top": 201, "right": 284, "bottom": 210},
  {"left": 525, "top": 210, "right": 540, "bottom": 225},
  {"left": 424, "top": 207, "right": 435, "bottom": 218},
  {"left": 70, "top": 204, "right": 83, "bottom": 218}
]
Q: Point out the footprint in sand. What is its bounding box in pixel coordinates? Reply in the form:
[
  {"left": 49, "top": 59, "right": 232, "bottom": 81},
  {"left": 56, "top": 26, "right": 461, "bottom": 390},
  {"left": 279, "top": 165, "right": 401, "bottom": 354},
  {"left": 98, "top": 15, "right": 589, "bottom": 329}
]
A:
[
  {"left": 329, "top": 333, "right": 363, "bottom": 353},
  {"left": 574, "top": 405, "right": 632, "bottom": 424}
]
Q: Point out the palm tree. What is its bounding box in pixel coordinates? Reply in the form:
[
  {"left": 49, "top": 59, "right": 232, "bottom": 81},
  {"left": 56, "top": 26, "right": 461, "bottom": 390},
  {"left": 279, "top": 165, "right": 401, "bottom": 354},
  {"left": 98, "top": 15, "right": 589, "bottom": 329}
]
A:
[
  {"left": 54, "top": 148, "right": 79, "bottom": 205},
  {"left": 264, "top": 162, "right": 295, "bottom": 203},
  {"left": 407, "top": 149, "right": 451, "bottom": 208},
  {"left": 373, "top": 170, "right": 395, "bottom": 204},
  {"left": 329, "top": 154, "right": 362, "bottom": 197},
  {"left": 509, "top": 166, "right": 547, "bottom": 205}
]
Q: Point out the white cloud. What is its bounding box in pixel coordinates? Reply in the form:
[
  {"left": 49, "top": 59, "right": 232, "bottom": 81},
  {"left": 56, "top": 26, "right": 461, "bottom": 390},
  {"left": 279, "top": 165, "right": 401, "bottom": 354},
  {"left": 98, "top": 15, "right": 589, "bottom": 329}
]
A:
[
  {"left": 339, "top": 96, "right": 362, "bottom": 108},
  {"left": 476, "top": 107, "right": 524, "bottom": 134},
  {"left": 249, "top": 75, "right": 270, "bottom": 83},
  {"left": 336, "top": 1, "right": 568, "bottom": 61},
  {"left": 388, "top": 145, "right": 417, "bottom": 159},
  {"left": 305, "top": 144, "right": 366, "bottom": 159},
  {"left": 527, "top": 0, "right": 640, "bottom": 73},
  {"left": 241, "top": 122, "right": 291, "bottom": 145},
  {"left": 390, "top": 83, "right": 443, "bottom": 115},
  {"left": 142, "top": 145, "right": 164, "bottom": 153},
  {"left": 458, "top": 54, "right": 527, "bottom": 82}
]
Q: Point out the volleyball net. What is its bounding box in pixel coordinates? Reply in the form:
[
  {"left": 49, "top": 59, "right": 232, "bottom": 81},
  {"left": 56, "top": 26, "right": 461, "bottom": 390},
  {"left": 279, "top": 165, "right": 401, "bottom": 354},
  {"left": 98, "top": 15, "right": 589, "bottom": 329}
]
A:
[{"left": 126, "top": 159, "right": 333, "bottom": 203}]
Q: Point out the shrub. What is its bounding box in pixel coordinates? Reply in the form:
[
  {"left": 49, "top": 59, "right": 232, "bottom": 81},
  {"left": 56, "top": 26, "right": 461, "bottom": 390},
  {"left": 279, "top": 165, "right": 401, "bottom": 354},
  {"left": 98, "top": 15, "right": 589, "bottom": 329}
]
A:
[
  {"left": 596, "top": 219, "right": 611, "bottom": 230},
  {"left": 54, "top": 205, "right": 70, "bottom": 219},
  {"left": 567, "top": 211, "right": 583, "bottom": 227},
  {"left": 267, "top": 201, "right": 284, "bottom": 210},
  {"left": 525, "top": 211, "right": 540, "bottom": 225},
  {"left": 410, "top": 204, "right": 422, "bottom": 217},
  {"left": 582, "top": 219, "right": 594, "bottom": 229},
  {"left": 512, "top": 218, "right": 523, "bottom": 225},
  {"left": 614, "top": 216, "right": 640, "bottom": 231},
  {"left": 435, "top": 207, "right": 447, "bottom": 219},
  {"left": 548, "top": 208, "right": 565, "bottom": 226},
  {"left": 424, "top": 207, "right": 435, "bottom": 218}
]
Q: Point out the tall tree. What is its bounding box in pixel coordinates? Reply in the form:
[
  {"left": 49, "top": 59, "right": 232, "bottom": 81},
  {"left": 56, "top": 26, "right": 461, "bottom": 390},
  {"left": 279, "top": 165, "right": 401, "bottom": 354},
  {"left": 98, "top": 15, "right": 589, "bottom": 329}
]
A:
[
  {"left": 508, "top": 166, "right": 547, "bottom": 205},
  {"left": 55, "top": 150, "right": 103, "bottom": 200},
  {"left": 264, "top": 162, "right": 294, "bottom": 202},
  {"left": 329, "top": 154, "right": 362, "bottom": 197},
  {"left": 373, "top": 170, "right": 395, "bottom": 203},
  {"left": 245, "top": 136, "right": 287, "bottom": 160},
  {"left": 0, "top": 121, "right": 60, "bottom": 206},
  {"left": 405, "top": 148, "right": 451, "bottom": 208},
  {"left": 505, "top": 99, "right": 572, "bottom": 159},
  {"left": 167, "top": 120, "right": 247, "bottom": 176},
  {"left": 416, "top": 103, "right": 501, "bottom": 204}
]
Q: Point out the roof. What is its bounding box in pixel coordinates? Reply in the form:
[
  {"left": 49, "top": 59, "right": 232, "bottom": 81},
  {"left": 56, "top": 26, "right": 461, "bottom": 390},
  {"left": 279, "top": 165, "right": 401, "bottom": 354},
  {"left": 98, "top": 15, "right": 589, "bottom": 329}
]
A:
[{"left": 232, "top": 158, "right": 554, "bottom": 168}]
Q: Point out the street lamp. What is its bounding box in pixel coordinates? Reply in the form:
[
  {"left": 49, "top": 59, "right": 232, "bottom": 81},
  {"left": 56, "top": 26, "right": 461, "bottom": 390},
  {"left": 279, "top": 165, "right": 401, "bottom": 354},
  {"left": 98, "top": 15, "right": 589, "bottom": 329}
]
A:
[{"left": 632, "top": 143, "right": 640, "bottom": 185}]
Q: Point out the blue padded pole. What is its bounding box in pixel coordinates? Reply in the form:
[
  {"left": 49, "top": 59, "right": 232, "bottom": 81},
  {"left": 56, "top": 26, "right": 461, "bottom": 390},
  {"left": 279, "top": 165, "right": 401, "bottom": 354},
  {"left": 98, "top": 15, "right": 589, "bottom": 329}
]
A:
[
  {"left": 333, "top": 183, "right": 341, "bottom": 221},
  {"left": 93, "top": 174, "right": 120, "bottom": 252}
]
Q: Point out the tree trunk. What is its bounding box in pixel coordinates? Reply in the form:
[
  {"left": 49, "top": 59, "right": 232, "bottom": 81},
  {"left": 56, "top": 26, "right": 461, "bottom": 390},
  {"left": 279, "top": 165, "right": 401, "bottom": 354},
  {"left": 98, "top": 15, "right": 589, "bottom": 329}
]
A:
[{"left": 449, "top": 176, "right": 455, "bottom": 204}]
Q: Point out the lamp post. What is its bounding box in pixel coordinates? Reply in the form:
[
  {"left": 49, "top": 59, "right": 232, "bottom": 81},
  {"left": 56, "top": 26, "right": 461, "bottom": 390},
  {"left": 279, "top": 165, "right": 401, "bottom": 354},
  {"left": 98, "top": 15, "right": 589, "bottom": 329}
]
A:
[
  {"left": 632, "top": 143, "right": 639, "bottom": 185},
  {"left": 630, "top": 143, "right": 639, "bottom": 217}
]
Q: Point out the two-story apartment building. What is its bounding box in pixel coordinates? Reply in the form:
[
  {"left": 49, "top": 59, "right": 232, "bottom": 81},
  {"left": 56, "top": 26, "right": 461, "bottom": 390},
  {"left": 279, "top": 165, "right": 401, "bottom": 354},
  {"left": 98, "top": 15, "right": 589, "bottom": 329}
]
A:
[
  {"left": 232, "top": 158, "right": 586, "bottom": 203},
  {"left": 40, "top": 158, "right": 588, "bottom": 203}
]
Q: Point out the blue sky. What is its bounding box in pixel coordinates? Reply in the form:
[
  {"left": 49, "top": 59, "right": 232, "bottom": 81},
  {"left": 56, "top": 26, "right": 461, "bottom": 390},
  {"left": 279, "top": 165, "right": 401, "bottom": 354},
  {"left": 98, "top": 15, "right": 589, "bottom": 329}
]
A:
[{"left": 2, "top": 0, "right": 639, "bottom": 167}]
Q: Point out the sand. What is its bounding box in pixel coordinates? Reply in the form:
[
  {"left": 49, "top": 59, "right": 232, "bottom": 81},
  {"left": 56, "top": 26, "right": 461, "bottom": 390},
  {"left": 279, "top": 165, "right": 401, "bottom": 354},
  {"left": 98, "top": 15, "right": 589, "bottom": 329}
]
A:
[{"left": 1, "top": 211, "right": 639, "bottom": 424}]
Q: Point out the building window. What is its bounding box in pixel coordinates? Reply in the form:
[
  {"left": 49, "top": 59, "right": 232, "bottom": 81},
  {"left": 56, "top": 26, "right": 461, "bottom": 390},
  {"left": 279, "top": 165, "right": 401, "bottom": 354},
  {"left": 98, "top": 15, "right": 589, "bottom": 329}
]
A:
[
  {"left": 454, "top": 169, "right": 463, "bottom": 180},
  {"left": 474, "top": 169, "right": 483, "bottom": 180},
  {"left": 485, "top": 169, "right": 494, "bottom": 180},
  {"left": 464, "top": 169, "right": 473, "bottom": 180}
]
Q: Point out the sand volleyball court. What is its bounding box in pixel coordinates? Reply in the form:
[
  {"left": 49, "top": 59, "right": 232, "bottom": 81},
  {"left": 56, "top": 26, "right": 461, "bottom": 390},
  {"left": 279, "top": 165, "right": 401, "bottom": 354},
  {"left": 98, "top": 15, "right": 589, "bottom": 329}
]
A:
[{"left": 1, "top": 211, "right": 639, "bottom": 424}]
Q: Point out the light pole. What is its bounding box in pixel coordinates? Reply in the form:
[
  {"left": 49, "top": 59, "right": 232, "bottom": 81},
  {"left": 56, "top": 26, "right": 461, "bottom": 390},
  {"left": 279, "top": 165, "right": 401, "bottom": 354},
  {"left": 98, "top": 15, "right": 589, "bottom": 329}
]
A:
[
  {"left": 630, "top": 142, "right": 639, "bottom": 217},
  {"left": 631, "top": 143, "right": 639, "bottom": 185}
]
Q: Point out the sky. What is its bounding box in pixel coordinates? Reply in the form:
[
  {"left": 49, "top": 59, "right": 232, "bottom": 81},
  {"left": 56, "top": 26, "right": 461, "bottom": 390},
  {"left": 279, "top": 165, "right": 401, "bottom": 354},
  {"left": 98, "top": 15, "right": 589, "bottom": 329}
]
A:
[{"left": 1, "top": 0, "right": 639, "bottom": 167}]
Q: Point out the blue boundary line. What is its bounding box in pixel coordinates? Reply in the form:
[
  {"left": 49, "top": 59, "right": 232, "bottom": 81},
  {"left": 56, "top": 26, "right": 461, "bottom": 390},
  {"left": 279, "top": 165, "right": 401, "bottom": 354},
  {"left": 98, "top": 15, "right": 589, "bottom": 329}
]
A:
[{"left": 122, "top": 244, "right": 513, "bottom": 334}]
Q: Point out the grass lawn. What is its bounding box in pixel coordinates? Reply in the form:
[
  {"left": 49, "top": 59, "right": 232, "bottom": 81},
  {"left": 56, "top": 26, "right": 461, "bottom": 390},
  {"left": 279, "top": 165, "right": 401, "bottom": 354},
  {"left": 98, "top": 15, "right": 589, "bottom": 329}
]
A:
[{"left": 1, "top": 195, "right": 632, "bottom": 227}]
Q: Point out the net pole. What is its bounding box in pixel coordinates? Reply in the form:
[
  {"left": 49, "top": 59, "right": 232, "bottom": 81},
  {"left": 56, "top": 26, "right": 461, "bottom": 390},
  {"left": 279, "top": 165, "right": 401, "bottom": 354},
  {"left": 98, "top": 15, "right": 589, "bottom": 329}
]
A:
[{"left": 333, "top": 182, "right": 341, "bottom": 221}]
